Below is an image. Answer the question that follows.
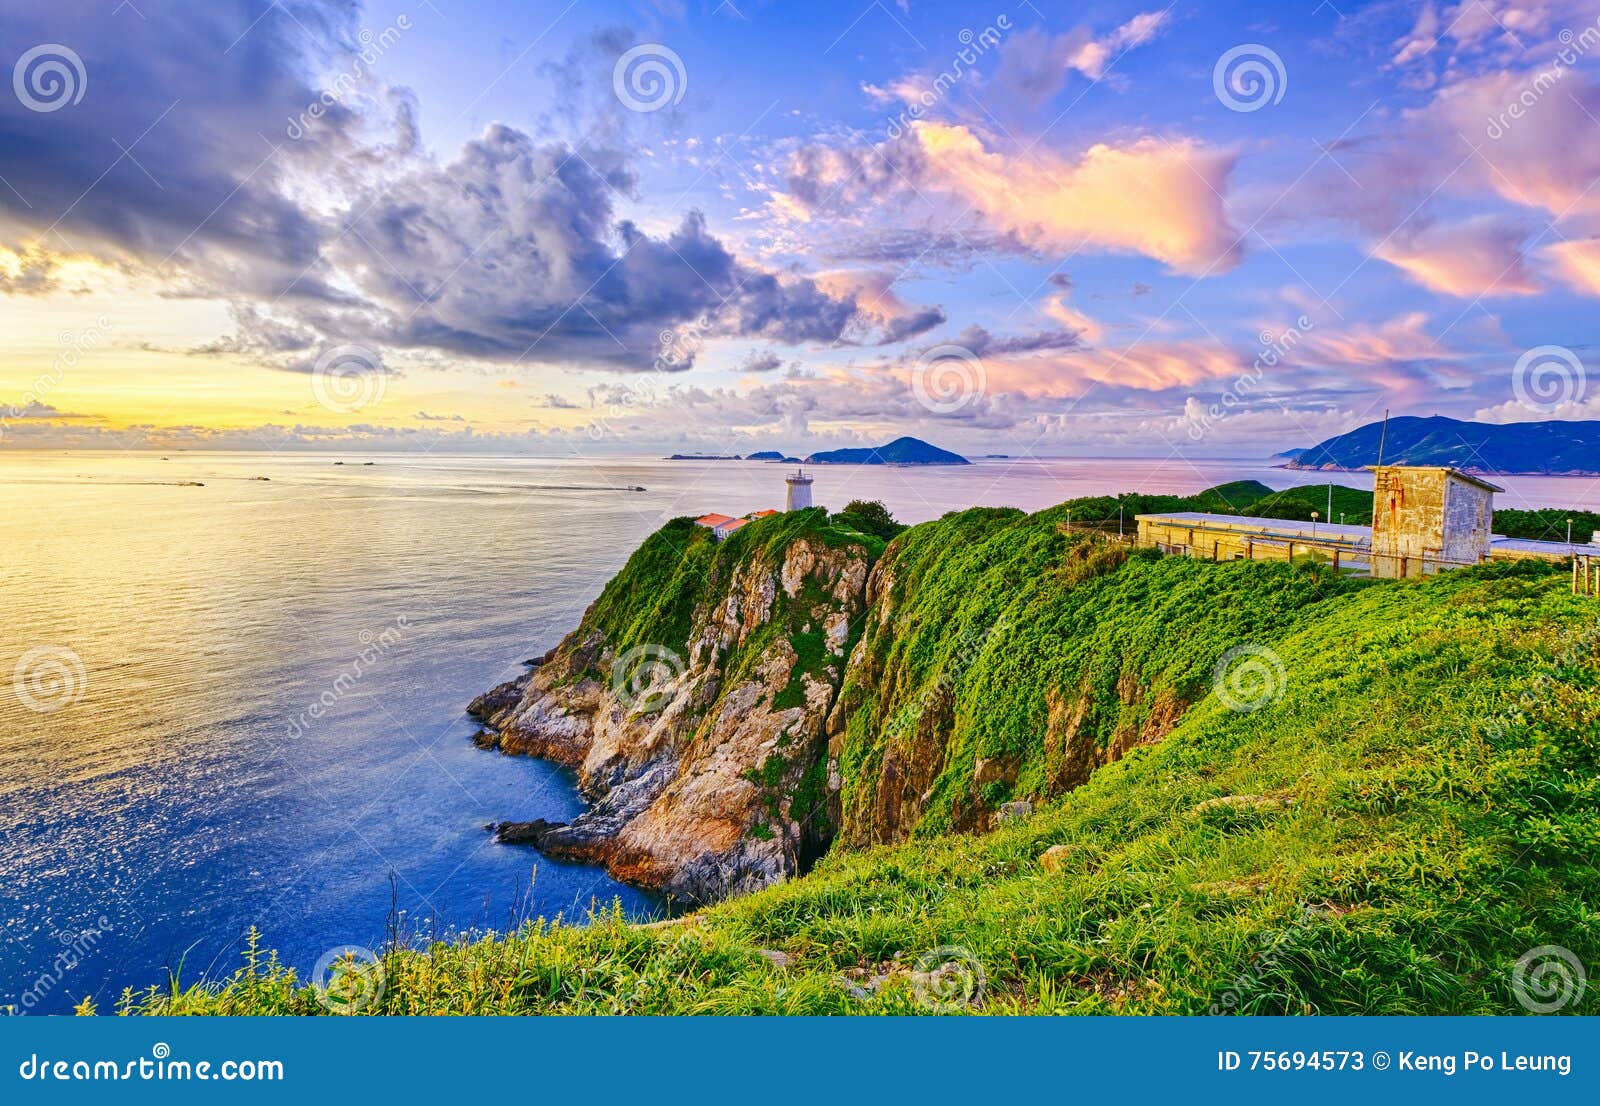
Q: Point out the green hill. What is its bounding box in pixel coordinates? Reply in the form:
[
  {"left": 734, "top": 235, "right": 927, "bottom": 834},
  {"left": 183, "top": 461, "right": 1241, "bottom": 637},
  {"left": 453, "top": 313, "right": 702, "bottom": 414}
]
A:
[
  {"left": 122, "top": 503, "right": 1600, "bottom": 1016},
  {"left": 1287, "top": 415, "right": 1600, "bottom": 475}
]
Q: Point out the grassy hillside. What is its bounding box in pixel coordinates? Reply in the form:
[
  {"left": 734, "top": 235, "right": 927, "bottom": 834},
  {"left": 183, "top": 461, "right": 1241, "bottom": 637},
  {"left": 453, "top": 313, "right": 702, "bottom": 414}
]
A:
[
  {"left": 831, "top": 508, "right": 1365, "bottom": 844},
  {"left": 118, "top": 509, "right": 1600, "bottom": 1016}
]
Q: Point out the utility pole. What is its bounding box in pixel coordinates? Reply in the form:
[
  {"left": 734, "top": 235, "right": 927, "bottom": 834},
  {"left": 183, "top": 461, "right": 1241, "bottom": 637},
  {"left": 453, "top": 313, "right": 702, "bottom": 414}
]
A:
[{"left": 1327, "top": 482, "right": 1333, "bottom": 524}]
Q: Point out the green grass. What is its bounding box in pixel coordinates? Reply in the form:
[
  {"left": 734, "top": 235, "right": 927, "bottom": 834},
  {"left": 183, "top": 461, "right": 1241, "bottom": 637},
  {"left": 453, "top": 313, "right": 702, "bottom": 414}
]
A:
[{"left": 112, "top": 511, "right": 1600, "bottom": 1016}]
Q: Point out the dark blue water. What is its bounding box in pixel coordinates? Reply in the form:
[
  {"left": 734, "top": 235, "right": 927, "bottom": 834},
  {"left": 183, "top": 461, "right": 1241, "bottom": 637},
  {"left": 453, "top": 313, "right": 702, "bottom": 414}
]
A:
[{"left": 0, "top": 453, "right": 677, "bottom": 1013}]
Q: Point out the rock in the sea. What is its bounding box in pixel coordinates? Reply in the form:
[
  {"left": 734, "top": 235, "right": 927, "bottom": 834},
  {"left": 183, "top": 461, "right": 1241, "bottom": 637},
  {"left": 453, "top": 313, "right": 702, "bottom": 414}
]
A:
[
  {"left": 467, "top": 672, "right": 532, "bottom": 723},
  {"left": 494, "top": 818, "right": 566, "bottom": 846}
]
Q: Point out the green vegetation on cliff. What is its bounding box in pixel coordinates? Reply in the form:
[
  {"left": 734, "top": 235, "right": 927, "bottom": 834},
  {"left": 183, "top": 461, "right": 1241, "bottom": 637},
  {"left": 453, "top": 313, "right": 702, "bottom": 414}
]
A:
[
  {"left": 831, "top": 507, "right": 1367, "bottom": 844},
  {"left": 585, "top": 507, "right": 880, "bottom": 661},
  {"left": 120, "top": 504, "right": 1599, "bottom": 1016}
]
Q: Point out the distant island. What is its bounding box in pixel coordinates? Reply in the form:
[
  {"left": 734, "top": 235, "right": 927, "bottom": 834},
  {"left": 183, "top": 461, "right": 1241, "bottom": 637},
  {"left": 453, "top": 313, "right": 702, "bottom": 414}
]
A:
[
  {"left": 746, "top": 450, "right": 802, "bottom": 463},
  {"left": 665, "top": 453, "right": 743, "bottom": 461},
  {"left": 805, "top": 436, "right": 969, "bottom": 466},
  {"left": 1283, "top": 415, "right": 1600, "bottom": 476}
]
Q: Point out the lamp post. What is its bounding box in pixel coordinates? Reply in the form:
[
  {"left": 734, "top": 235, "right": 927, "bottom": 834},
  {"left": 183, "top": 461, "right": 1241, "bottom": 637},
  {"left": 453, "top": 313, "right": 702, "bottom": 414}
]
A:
[
  {"left": 1118, "top": 502, "right": 1125, "bottom": 540},
  {"left": 1311, "top": 510, "right": 1319, "bottom": 542},
  {"left": 1569, "top": 518, "right": 1574, "bottom": 550}
]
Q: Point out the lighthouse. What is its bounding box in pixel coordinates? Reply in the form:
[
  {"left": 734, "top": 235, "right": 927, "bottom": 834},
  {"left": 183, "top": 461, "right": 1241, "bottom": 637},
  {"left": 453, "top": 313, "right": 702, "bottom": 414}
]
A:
[{"left": 785, "top": 468, "right": 814, "bottom": 512}]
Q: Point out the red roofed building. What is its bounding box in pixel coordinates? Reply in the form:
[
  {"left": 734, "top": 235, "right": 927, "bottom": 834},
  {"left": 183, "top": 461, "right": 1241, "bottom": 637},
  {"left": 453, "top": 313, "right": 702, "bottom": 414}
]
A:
[{"left": 694, "top": 513, "right": 752, "bottom": 541}]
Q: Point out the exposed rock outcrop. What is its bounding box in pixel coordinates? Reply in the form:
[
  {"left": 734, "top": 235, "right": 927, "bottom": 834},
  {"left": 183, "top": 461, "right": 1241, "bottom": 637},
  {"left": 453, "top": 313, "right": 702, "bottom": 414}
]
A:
[{"left": 470, "top": 514, "right": 872, "bottom": 905}]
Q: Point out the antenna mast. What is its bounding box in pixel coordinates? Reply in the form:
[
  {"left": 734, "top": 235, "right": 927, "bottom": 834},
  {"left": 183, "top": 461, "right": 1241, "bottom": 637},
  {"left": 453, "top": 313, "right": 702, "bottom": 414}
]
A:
[{"left": 1376, "top": 408, "right": 1390, "bottom": 467}]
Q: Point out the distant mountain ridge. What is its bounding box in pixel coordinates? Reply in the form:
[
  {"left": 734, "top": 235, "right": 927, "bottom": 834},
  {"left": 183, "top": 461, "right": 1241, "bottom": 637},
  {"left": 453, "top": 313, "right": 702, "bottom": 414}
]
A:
[
  {"left": 1283, "top": 415, "right": 1600, "bottom": 476},
  {"left": 805, "top": 436, "right": 969, "bottom": 466}
]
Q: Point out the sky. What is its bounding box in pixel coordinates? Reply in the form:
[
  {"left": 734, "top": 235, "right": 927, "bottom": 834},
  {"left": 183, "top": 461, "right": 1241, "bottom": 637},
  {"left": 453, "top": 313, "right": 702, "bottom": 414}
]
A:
[{"left": 2, "top": 0, "right": 1599, "bottom": 457}]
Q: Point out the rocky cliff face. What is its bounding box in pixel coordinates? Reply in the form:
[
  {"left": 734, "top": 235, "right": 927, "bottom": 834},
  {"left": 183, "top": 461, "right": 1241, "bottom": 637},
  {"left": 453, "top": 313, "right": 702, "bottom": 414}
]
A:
[
  {"left": 473, "top": 504, "right": 1353, "bottom": 905},
  {"left": 469, "top": 512, "right": 872, "bottom": 905}
]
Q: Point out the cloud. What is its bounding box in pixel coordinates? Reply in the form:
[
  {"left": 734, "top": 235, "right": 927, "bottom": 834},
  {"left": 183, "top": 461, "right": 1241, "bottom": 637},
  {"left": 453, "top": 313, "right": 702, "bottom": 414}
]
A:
[
  {"left": 1, "top": 401, "right": 97, "bottom": 420},
  {"left": 1417, "top": 66, "right": 1600, "bottom": 218},
  {"left": 907, "top": 123, "right": 1242, "bottom": 275},
  {"left": 992, "top": 11, "right": 1172, "bottom": 106},
  {"left": 1545, "top": 237, "right": 1600, "bottom": 294},
  {"left": 736, "top": 350, "right": 786, "bottom": 373},
  {"left": 0, "top": 3, "right": 866, "bottom": 373},
  {"left": 811, "top": 269, "right": 946, "bottom": 344},
  {"left": 778, "top": 123, "right": 1240, "bottom": 275},
  {"left": 1373, "top": 215, "right": 1540, "bottom": 296}
]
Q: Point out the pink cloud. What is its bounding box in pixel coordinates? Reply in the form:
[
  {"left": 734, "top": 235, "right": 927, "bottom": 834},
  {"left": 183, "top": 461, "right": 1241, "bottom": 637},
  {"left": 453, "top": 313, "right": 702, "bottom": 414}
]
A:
[
  {"left": 1545, "top": 237, "right": 1600, "bottom": 294},
  {"left": 909, "top": 123, "right": 1242, "bottom": 275},
  {"left": 1373, "top": 216, "right": 1539, "bottom": 296}
]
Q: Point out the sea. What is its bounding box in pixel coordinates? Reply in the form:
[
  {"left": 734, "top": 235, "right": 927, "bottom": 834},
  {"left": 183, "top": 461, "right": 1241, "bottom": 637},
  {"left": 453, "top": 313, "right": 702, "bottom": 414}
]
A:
[{"left": 5, "top": 450, "right": 1600, "bottom": 1013}]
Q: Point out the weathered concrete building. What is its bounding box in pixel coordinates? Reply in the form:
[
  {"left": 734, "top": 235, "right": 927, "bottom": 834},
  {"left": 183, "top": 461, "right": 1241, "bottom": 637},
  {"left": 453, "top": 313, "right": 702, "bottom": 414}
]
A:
[
  {"left": 1368, "top": 465, "right": 1501, "bottom": 578},
  {"left": 1134, "top": 464, "right": 1573, "bottom": 578}
]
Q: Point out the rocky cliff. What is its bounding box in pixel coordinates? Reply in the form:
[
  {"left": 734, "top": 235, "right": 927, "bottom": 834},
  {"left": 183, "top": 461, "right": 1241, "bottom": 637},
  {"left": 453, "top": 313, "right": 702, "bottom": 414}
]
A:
[
  {"left": 469, "top": 510, "right": 874, "bottom": 904},
  {"left": 474, "top": 502, "right": 1360, "bottom": 905}
]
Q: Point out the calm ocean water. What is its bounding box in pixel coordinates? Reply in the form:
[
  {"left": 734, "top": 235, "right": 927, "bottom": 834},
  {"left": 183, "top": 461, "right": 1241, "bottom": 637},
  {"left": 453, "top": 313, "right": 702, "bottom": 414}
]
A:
[{"left": 5, "top": 450, "right": 1600, "bottom": 1013}]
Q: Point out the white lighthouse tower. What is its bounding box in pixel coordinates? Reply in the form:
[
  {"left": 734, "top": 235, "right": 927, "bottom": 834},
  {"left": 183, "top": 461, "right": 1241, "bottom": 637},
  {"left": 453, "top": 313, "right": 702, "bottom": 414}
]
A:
[{"left": 785, "top": 468, "right": 814, "bottom": 512}]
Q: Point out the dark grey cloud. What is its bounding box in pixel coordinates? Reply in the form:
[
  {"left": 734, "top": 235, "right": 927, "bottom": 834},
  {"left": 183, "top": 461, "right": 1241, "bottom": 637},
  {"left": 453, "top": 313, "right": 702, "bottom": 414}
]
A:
[
  {"left": 738, "top": 350, "right": 786, "bottom": 373},
  {"left": 0, "top": 2, "right": 370, "bottom": 297},
  {"left": 0, "top": 3, "right": 868, "bottom": 372},
  {"left": 950, "top": 324, "right": 1084, "bottom": 357}
]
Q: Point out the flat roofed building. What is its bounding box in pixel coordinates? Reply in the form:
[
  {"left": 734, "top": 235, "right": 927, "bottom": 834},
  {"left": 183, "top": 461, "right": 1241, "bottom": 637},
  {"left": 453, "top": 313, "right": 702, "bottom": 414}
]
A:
[{"left": 1134, "top": 511, "right": 1371, "bottom": 567}]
